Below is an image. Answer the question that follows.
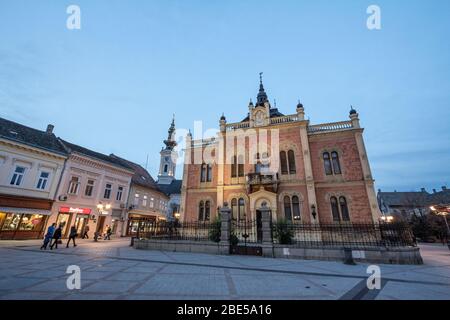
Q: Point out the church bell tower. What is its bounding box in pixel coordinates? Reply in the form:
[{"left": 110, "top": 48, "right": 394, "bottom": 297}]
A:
[{"left": 158, "top": 116, "right": 178, "bottom": 185}]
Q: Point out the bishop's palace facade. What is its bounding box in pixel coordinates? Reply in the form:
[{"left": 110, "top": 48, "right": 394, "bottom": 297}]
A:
[{"left": 180, "top": 78, "right": 381, "bottom": 225}]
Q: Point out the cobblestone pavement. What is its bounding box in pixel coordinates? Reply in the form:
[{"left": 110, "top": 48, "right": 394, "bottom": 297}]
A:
[{"left": 0, "top": 238, "right": 449, "bottom": 300}]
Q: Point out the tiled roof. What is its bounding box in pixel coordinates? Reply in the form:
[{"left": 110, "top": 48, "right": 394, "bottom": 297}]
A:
[
  {"left": 378, "top": 188, "right": 450, "bottom": 207},
  {"left": 241, "top": 108, "right": 285, "bottom": 122},
  {"left": 0, "top": 117, "right": 67, "bottom": 155},
  {"left": 109, "top": 154, "right": 161, "bottom": 192},
  {"left": 59, "top": 140, "right": 133, "bottom": 171},
  {"left": 157, "top": 179, "right": 182, "bottom": 196}
]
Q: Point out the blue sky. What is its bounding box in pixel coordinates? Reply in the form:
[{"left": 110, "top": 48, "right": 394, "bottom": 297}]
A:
[{"left": 0, "top": 0, "right": 449, "bottom": 192}]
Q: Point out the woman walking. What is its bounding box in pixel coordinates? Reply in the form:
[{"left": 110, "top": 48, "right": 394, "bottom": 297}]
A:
[{"left": 50, "top": 224, "right": 63, "bottom": 250}]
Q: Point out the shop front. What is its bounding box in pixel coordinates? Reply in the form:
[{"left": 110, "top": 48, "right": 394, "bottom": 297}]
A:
[
  {"left": 54, "top": 206, "right": 92, "bottom": 238},
  {"left": 0, "top": 207, "right": 50, "bottom": 240}
]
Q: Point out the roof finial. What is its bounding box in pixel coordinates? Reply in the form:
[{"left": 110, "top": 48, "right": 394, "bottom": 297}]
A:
[{"left": 256, "top": 72, "right": 268, "bottom": 106}]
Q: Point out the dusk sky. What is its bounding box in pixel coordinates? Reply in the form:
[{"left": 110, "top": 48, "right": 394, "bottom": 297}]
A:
[{"left": 0, "top": 0, "right": 449, "bottom": 192}]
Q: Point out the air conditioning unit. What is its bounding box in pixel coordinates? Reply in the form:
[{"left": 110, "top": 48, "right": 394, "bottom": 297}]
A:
[{"left": 58, "top": 195, "right": 68, "bottom": 201}]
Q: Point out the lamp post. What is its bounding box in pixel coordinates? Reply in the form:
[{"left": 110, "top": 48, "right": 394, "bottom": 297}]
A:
[{"left": 430, "top": 205, "right": 450, "bottom": 249}]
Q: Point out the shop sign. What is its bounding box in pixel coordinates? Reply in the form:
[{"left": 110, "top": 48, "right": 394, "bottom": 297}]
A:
[{"left": 59, "top": 207, "right": 92, "bottom": 215}]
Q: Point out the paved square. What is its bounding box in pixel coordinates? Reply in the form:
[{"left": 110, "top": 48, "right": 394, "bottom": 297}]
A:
[{"left": 0, "top": 238, "right": 449, "bottom": 300}]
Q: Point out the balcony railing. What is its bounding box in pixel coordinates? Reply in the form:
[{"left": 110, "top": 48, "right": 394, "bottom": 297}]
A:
[
  {"left": 307, "top": 121, "right": 353, "bottom": 134},
  {"left": 226, "top": 121, "right": 250, "bottom": 131},
  {"left": 270, "top": 114, "right": 300, "bottom": 125}
]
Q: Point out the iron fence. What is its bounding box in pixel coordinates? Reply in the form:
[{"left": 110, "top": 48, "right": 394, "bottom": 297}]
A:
[
  {"left": 138, "top": 220, "right": 220, "bottom": 242},
  {"left": 272, "top": 222, "right": 416, "bottom": 249},
  {"left": 231, "top": 219, "right": 261, "bottom": 244}
]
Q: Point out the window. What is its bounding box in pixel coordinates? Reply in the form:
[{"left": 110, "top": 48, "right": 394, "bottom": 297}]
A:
[
  {"left": 68, "top": 176, "right": 80, "bottom": 194},
  {"left": 134, "top": 194, "right": 140, "bottom": 206},
  {"left": 205, "top": 201, "right": 211, "bottom": 221},
  {"left": 200, "top": 163, "right": 207, "bottom": 182},
  {"left": 19, "top": 214, "right": 45, "bottom": 231},
  {"left": 10, "top": 166, "right": 26, "bottom": 186},
  {"left": 150, "top": 197, "right": 154, "bottom": 208},
  {"left": 164, "top": 164, "right": 168, "bottom": 173},
  {"left": 36, "top": 171, "right": 50, "bottom": 190},
  {"left": 323, "top": 152, "right": 333, "bottom": 175},
  {"left": 1, "top": 213, "right": 21, "bottom": 230},
  {"left": 143, "top": 195, "right": 148, "bottom": 207},
  {"left": 292, "top": 196, "right": 301, "bottom": 220},
  {"left": 238, "top": 198, "right": 245, "bottom": 220},
  {"left": 331, "top": 152, "right": 341, "bottom": 175},
  {"left": 284, "top": 196, "right": 292, "bottom": 221},
  {"left": 231, "top": 198, "right": 238, "bottom": 220},
  {"left": 116, "top": 186, "right": 124, "bottom": 201},
  {"left": 103, "top": 184, "right": 112, "bottom": 199},
  {"left": 198, "top": 201, "right": 205, "bottom": 220},
  {"left": 280, "top": 151, "right": 288, "bottom": 174},
  {"left": 330, "top": 196, "right": 341, "bottom": 222},
  {"left": 288, "top": 150, "right": 296, "bottom": 174},
  {"left": 85, "top": 179, "right": 94, "bottom": 197},
  {"left": 231, "top": 155, "right": 244, "bottom": 178},
  {"left": 206, "top": 164, "right": 212, "bottom": 182},
  {"left": 339, "top": 197, "right": 350, "bottom": 221}
]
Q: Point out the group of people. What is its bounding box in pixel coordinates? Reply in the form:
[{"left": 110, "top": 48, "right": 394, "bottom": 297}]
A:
[{"left": 40, "top": 223, "right": 113, "bottom": 250}]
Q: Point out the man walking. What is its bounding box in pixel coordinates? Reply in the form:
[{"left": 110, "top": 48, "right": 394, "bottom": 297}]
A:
[
  {"left": 104, "top": 225, "right": 112, "bottom": 240},
  {"left": 66, "top": 225, "right": 78, "bottom": 248},
  {"left": 82, "top": 225, "right": 90, "bottom": 239},
  {"left": 41, "top": 223, "right": 56, "bottom": 250}
]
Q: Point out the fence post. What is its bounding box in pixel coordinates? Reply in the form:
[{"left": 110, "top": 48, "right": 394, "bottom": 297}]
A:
[{"left": 219, "top": 203, "right": 231, "bottom": 254}]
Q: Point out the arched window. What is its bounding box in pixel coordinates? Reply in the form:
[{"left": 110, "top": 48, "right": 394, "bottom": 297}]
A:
[
  {"left": 198, "top": 201, "right": 204, "bottom": 221},
  {"left": 292, "top": 196, "right": 301, "bottom": 220},
  {"left": 200, "top": 163, "right": 207, "bottom": 182},
  {"left": 280, "top": 151, "right": 288, "bottom": 175},
  {"left": 231, "top": 156, "right": 237, "bottom": 178},
  {"left": 339, "top": 197, "right": 350, "bottom": 221},
  {"left": 164, "top": 164, "right": 168, "bottom": 173},
  {"left": 284, "top": 196, "right": 292, "bottom": 221},
  {"left": 323, "top": 152, "right": 333, "bottom": 175},
  {"left": 238, "top": 155, "right": 244, "bottom": 177},
  {"left": 231, "top": 198, "right": 238, "bottom": 220},
  {"left": 288, "top": 150, "right": 296, "bottom": 174},
  {"left": 205, "top": 201, "right": 211, "bottom": 221},
  {"left": 238, "top": 198, "right": 245, "bottom": 220},
  {"left": 331, "top": 152, "right": 341, "bottom": 175},
  {"left": 206, "top": 164, "right": 212, "bottom": 182},
  {"left": 330, "top": 197, "right": 340, "bottom": 222}
]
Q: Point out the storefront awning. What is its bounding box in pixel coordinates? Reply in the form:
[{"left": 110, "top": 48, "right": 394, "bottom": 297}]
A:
[{"left": 0, "top": 207, "right": 52, "bottom": 216}]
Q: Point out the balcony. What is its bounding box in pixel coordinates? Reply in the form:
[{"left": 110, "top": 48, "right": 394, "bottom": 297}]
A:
[{"left": 246, "top": 172, "right": 279, "bottom": 194}]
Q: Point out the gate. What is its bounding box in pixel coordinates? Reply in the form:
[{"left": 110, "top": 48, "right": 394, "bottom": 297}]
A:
[{"left": 230, "top": 217, "right": 263, "bottom": 256}]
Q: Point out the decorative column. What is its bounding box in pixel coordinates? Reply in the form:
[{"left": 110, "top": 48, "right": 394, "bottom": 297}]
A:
[
  {"left": 219, "top": 203, "right": 231, "bottom": 254},
  {"left": 260, "top": 202, "right": 273, "bottom": 245}
]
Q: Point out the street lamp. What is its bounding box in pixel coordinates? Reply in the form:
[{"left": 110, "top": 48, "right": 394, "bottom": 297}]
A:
[
  {"left": 380, "top": 215, "right": 394, "bottom": 223},
  {"left": 430, "top": 205, "right": 450, "bottom": 247}
]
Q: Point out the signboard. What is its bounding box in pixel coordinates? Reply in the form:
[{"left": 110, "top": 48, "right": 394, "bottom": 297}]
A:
[{"left": 59, "top": 206, "right": 92, "bottom": 215}]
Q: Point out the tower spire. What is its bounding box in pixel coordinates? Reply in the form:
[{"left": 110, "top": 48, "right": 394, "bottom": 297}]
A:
[
  {"left": 256, "top": 72, "right": 268, "bottom": 106},
  {"left": 164, "top": 115, "right": 177, "bottom": 150}
]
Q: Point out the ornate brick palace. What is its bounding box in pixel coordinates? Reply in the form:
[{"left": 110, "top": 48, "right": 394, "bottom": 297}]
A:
[{"left": 180, "top": 76, "right": 381, "bottom": 224}]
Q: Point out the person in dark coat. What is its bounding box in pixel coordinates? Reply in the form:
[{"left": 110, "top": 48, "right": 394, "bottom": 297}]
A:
[
  {"left": 50, "top": 224, "right": 63, "bottom": 250},
  {"left": 82, "top": 225, "right": 90, "bottom": 239},
  {"left": 66, "top": 225, "right": 78, "bottom": 248},
  {"left": 41, "top": 223, "right": 56, "bottom": 250},
  {"left": 104, "top": 225, "right": 112, "bottom": 240}
]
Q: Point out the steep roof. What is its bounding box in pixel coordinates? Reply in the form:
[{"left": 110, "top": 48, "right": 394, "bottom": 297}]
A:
[
  {"left": 0, "top": 117, "right": 67, "bottom": 155},
  {"left": 157, "top": 179, "right": 182, "bottom": 196},
  {"left": 59, "top": 139, "right": 132, "bottom": 171},
  {"left": 241, "top": 108, "right": 285, "bottom": 122},
  {"left": 378, "top": 188, "right": 450, "bottom": 207},
  {"left": 109, "top": 154, "right": 161, "bottom": 192}
]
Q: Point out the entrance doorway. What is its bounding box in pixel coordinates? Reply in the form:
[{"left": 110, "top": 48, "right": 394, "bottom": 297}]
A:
[
  {"left": 96, "top": 216, "right": 106, "bottom": 234},
  {"left": 74, "top": 215, "right": 88, "bottom": 236},
  {"left": 56, "top": 213, "right": 71, "bottom": 237}
]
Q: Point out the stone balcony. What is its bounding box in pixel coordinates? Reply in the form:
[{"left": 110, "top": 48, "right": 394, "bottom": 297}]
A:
[{"left": 246, "top": 172, "right": 279, "bottom": 194}]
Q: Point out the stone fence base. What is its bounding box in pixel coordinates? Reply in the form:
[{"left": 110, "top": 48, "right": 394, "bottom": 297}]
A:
[
  {"left": 134, "top": 239, "right": 423, "bottom": 265},
  {"left": 134, "top": 239, "right": 229, "bottom": 255},
  {"left": 268, "top": 245, "right": 423, "bottom": 265}
]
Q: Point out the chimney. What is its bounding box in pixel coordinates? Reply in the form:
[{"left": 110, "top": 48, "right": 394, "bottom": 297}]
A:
[
  {"left": 443, "top": 186, "right": 447, "bottom": 191},
  {"left": 421, "top": 188, "right": 426, "bottom": 193},
  {"left": 46, "top": 124, "right": 54, "bottom": 134}
]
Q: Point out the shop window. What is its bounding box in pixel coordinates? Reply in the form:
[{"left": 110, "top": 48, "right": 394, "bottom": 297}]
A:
[
  {"left": 1, "top": 213, "right": 21, "bottom": 230},
  {"left": 36, "top": 171, "right": 50, "bottom": 190},
  {"left": 19, "top": 214, "right": 45, "bottom": 231},
  {"left": 103, "top": 183, "right": 112, "bottom": 199},
  {"left": 85, "top": 179, "right": 95, "bottom": 197},
  {"left": 10, "top": 166, "right": 26, "bottom": 186}
]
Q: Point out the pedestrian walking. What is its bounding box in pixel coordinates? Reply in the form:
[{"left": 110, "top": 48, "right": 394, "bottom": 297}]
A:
[
  {"left": 50, "top": 224, "right": 63, "bottom": 250},
  {"left": 66, "top": 225, "right": 78, "bottom": 248},
  {"left": 104, "top": 225, "right": 112, "bottom": 240},
  {"left": 82, "top": 225, "right": 90, "bottom": 239},
  {"left": 41, "top": 223, "right": 56, "bottom": 250}
]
